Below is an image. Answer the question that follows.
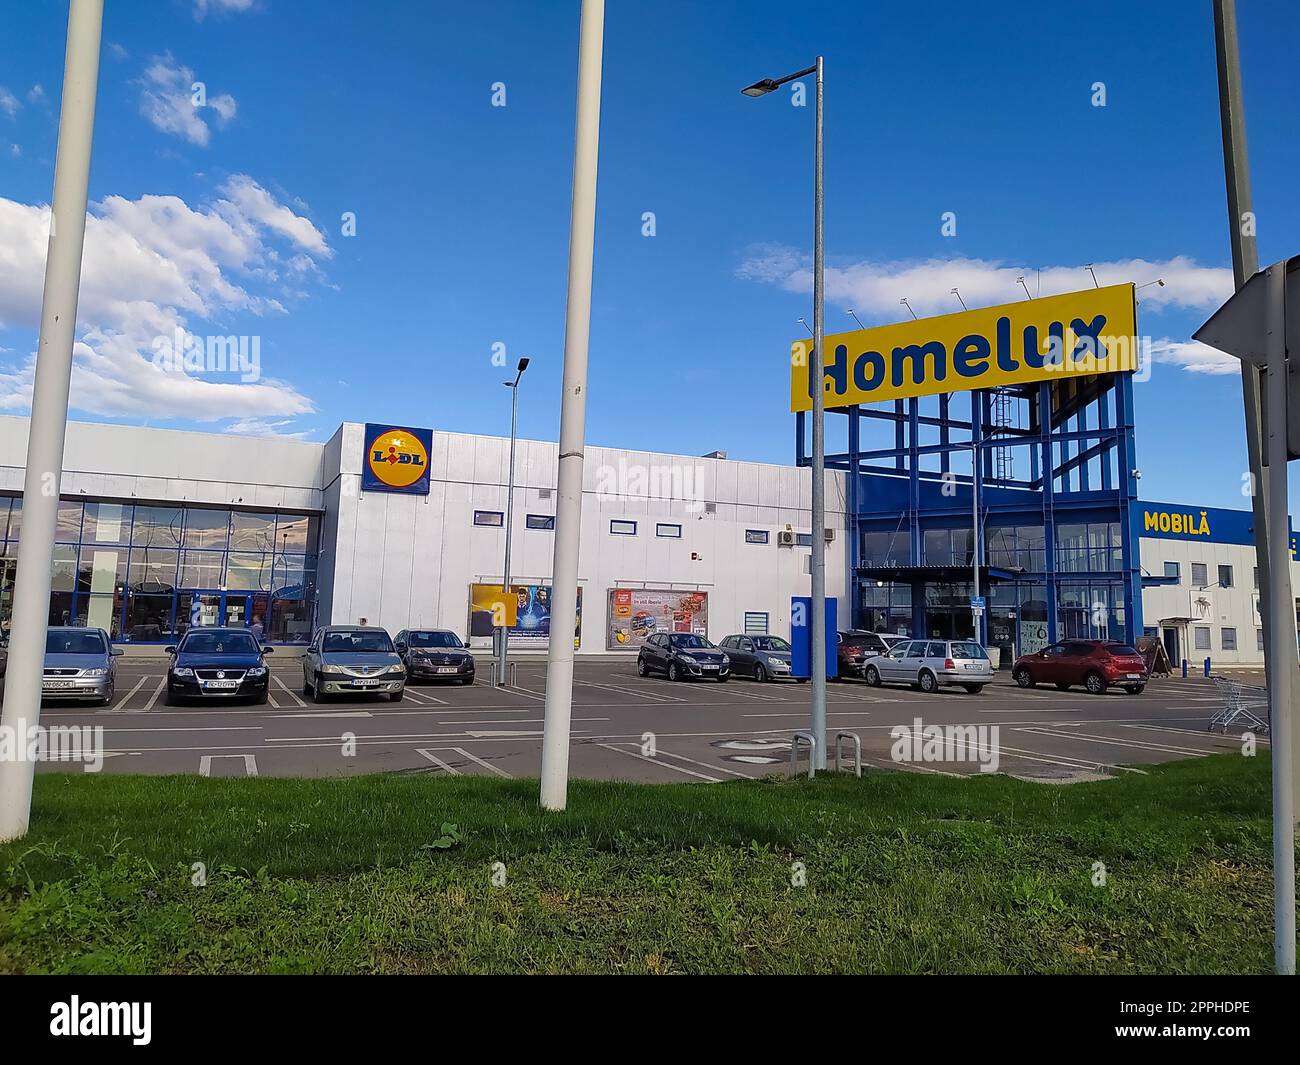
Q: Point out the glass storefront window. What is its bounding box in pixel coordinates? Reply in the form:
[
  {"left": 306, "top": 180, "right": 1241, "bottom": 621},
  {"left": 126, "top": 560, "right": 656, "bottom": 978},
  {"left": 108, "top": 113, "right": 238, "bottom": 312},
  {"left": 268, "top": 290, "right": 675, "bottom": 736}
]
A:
[
  {"left": 76, "top": 547, "right": 127, "bottom": 595},
  {"left": 83, "top": 502, "right": 130, "bottom": 545},
  {"left": 128, "top": 548, "right": 179, "bottom": 593},
  {"left": 862, "top": 529, "right": 907, "bottom": 567},
  {"left": 183, "top": 508, "right": 230, "bottom": 550},
  {"left": 270, "top": 596, "right": 313, "bottom": 644},
  {"left": 923, "top": 529, "right": 951, "bottom": 566},
  {"left": 231, "top": 511, "right": 277, "bottom": 552},
  {"left": 124, "top": 591, "right": 175, "bottom": 642},
  {"left": 275, "top": 513, "right": 319, "bottom": 552},
  {"left": 131, "top": 506, "right": 183, "bottom": 548},
  {"left": 179, "top": 549, "right": 225, "bottom": 588},
  {"left": 52, "top": 546, "right": 77, "bottom": 592},
  {"left": 48, "top": 590, "right": 74, "bottom": 627},
  {"left": 55, "top": 501, "right": 83, "bottom": 543},
  {"left": 227, "top": 551, "right": 271, "bottom": 591},
  {"left": 76, "top": 594, "right": 123, "bottom": 637}
]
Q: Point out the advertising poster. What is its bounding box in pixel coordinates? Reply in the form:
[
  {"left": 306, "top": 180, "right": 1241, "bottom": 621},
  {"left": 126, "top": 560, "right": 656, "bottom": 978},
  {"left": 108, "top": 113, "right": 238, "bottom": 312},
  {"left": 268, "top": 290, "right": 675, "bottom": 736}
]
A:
[
  {"left": 607, "top": 588, "right": 709, "bottom": 650},
  {"left": 468, "top": 583, "right": 581, "bottom": 648}
]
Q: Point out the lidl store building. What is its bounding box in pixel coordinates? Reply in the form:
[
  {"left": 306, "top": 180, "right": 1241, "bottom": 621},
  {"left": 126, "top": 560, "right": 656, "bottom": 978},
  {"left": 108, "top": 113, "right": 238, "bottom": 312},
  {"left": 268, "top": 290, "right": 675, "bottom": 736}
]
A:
[{"left": 0, "top": 410, "right": 1292, "bottom": 667}]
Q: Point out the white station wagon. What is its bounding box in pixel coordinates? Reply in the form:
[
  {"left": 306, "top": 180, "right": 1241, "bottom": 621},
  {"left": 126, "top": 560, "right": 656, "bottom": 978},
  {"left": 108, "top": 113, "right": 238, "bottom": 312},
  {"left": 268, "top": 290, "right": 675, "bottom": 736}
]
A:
[{"left": 862, "top": 639, "right": 993, "bottom": 694}]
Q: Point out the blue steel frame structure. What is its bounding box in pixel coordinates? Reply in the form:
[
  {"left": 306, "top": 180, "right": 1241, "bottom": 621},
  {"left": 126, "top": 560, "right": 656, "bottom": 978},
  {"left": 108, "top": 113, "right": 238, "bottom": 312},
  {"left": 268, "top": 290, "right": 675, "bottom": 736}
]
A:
[{"left": 796, "top": 372, "right": 1145, "bottom": 650}]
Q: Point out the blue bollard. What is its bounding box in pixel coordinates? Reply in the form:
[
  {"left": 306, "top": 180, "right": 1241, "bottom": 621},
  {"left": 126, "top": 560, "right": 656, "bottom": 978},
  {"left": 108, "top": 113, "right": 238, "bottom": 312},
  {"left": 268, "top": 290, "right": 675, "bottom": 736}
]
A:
[
  {"left": 1204, "top": 657, "right": 1211, "bottom": 678},
  {"left": 1181, "top": 658, "right": 1188, "bottom": 678}
]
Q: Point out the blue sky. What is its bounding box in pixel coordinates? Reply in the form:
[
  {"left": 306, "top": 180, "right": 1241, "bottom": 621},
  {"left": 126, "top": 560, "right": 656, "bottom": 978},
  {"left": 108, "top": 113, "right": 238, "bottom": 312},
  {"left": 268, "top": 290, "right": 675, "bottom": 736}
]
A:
[{"left": 0, "top": 0, "right": 1297, "bottom": 511}]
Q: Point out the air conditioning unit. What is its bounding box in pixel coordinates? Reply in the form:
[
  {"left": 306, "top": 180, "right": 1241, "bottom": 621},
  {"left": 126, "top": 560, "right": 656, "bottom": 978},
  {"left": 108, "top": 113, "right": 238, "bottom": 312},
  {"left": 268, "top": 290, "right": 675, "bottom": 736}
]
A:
[
  {"left": 823, "top": 528, "right": 835, "bottom": 543},
  {"left": 778, "top": 530, "right": 796, "bottom": 547}
]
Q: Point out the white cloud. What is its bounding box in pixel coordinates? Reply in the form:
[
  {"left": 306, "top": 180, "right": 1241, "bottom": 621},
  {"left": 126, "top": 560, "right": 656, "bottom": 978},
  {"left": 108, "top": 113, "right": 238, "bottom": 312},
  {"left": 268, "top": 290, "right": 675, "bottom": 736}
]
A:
[
  {"left": 221, "top": 175, "right": 332, "bottom": 258},
  {"left": 137, "top": 54, "right": 237, "bottom": 147},
  {"left": 9, "top": 144, "right": 18, "bottom": 158},
  {"left": 0, "top": 87, "right": 19, "bottom": 118},
  {"left": 107, "top": 42, "right": 129, "bottom": 61},
  {"left": 1147, "top": 337, "right": 1239, "bottom": 376},
  {"left": 222, "top": 417, "right": 309, "bottom": 439},
  {"left": 0, "top": 176, "right": 331, "bottom": 426},
  {"left": 26, "top": 85, "right": 45, "bottom": 105},
  {"left": 736, "top": 246, "right": 1234, "bottom": 321},
  {"left": 194, "top": 0, "right": 255, "bottom": 19}
]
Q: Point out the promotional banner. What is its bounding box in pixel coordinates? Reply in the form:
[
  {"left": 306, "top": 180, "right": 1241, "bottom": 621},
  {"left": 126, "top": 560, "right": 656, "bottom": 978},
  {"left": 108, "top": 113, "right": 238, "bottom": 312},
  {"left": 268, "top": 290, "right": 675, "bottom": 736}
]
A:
[
  {"left": 789, "top": 284, "right": 1138, "bottom": 411},
  {"left": 607, "top": 588, "right": 709, "bottom": 650},
  {"left": 468, "top": 583, "right": 580, "bottom": 648},
  {"left": 362, "top": 424, "right": 433, "bottom": 495}
]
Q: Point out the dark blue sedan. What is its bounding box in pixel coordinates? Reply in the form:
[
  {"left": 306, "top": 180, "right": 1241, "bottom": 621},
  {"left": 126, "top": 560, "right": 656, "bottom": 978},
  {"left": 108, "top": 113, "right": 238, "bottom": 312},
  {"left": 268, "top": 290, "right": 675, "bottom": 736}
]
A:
[{"left": 164, "top": 627, "right": 272, "bottom": 705}]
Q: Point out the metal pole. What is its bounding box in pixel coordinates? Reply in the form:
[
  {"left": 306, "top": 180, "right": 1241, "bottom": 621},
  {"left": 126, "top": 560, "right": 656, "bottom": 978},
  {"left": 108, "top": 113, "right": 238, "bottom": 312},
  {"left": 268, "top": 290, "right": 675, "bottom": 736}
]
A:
[
  {"left": 1264, "top": 261, "right": 1296, "bottom": 974},
  {"left": 540, "top": 0, "right": 604, "bottom": 811},
  {"left": 499, "top": 379, "right": 519, "bottom": 686},
  {"left": 809, "top": 55, "right": 827, "bottom": 768},
  {"left": 0, "top": 0, "right": 103, "bottom": 842}
]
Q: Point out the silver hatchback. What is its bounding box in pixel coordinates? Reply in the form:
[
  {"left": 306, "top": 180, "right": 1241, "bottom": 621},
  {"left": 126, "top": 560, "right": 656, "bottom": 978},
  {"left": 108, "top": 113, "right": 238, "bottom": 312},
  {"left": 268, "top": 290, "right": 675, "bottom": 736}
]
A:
[
  {"left": 302, "top": 626, "right": 406, "bottom": 703},
  {"left": 863, "top": 638, "right": 993, "bottom": 694},
  {"left": 42, "top": 626, "right": 122, "bottom": 705}
]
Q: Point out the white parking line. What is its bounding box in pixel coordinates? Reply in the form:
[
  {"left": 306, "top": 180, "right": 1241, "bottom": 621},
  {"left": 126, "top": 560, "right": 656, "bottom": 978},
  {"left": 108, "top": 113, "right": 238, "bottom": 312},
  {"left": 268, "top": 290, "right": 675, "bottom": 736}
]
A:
[
  {"left": 273, "top": 677, "right": 307, "bottom": 708},
  {"left": 107, "top": 674, "right": 151, "bottom": 713},
  {"left": 651, "top": 746, "right": 754, "bottom": 779},
  {"left": 1015, "top": 726, "right": 1211, "bottom": 757},
  {"left": 595, "top": 742, "right": 722, "bottom": 782},
  {"left": 449, "top": 746, "right": 513, "bottom": 778},
  {"left": 141, "top": 679, "right": 166, "bottom": 712},
  {"left": 402, "top": 687, "right": 450, "bottom": 705},
  {"left": 198, "top": 753, "right": 258, "bottom": 777},
  {"left": 575, "top": 679, "right": 684, "bottom": 702},
  {"left": 415, "top": 749, "right": 460, "bottom": 775}
]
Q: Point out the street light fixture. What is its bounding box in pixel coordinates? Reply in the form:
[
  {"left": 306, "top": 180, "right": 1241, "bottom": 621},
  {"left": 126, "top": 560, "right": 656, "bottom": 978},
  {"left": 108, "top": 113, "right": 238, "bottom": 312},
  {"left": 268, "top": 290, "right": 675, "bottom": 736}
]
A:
[
  {"left": 498, "top": 357, "right": 529, "bottom": 686},
  {"left": 742, "top": 57, "right": 828, "bottom": 769}
]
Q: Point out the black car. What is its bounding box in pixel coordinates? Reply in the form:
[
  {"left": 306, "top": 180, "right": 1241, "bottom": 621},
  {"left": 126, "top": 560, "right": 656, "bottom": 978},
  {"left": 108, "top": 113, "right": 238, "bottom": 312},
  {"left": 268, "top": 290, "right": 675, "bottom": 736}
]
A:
[
  {"left": 395, "top": 628, "right": 475, "bottom": 685},
  {"left": 164, "top": 627, "right": 272, "bottom": 705},
  {"left": 636, "top": 632, "right": 730, "bottom": 682}
]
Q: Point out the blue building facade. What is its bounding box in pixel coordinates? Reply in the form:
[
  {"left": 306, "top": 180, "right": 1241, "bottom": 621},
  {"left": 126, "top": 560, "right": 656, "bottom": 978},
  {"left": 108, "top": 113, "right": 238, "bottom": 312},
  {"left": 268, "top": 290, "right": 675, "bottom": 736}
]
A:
[{"left": 797, "top": 371, "right": 1145, "bottom": 663}]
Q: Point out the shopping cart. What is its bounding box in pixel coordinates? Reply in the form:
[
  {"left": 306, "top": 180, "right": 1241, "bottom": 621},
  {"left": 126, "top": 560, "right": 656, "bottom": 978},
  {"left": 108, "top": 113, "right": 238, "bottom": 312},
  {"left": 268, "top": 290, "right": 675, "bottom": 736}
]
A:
[{"left": 1208, "top": 676, "right": 1270, "bottom": 734}]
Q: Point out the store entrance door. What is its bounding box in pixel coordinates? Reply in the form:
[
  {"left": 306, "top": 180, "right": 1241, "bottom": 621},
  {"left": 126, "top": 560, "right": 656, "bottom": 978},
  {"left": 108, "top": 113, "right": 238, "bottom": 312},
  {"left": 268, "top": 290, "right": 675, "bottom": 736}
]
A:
[{"left": 178, "top": 591, "right": 253, "bottom": 634}]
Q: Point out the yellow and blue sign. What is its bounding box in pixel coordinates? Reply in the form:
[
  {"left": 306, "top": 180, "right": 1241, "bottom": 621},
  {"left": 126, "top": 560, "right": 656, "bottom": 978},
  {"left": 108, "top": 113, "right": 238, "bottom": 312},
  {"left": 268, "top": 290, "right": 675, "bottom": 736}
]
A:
[
  {"left": 789, "top": 284, "right": 1138, "bottom": 411},
  {"left": 1138, "top": 499, "right": 1299, "bottom": 559},
  {"left": 363, "top": 424, "right": 432, "bottom": 495}
]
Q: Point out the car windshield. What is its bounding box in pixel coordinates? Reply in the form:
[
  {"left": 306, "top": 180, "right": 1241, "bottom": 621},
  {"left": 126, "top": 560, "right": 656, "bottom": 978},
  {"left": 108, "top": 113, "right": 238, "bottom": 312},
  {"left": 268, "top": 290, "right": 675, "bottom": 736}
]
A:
[
  {"left": 323, "top": 630, "right": 394, "bottom": 653},
  {"left": 1106, "top": 644, "right": 1140, "bottom": 656},
  {"left": 752, "top": 636, "right": 791, "bottom": 652},
  {"left": 181, "top": 632, "right": 259, "bottom": 655},
  {"left": 669, "top": 634, "right": 712, "bottom": 649},
  {"left": 950, "top": 642, "right": 988, "bottom": 660},
  {"left": 45, "top": 631, "right": 106, "bottom": 655},
  {"left": 408, "top": 631, "right": 463, "bottom": 649}
]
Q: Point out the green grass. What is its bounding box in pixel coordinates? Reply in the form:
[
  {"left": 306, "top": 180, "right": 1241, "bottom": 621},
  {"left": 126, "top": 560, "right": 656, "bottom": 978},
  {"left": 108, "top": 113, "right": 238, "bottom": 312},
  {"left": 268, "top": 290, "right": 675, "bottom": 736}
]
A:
[{"left": 0, "top": 755, "right": 1286, "bottom": 974}]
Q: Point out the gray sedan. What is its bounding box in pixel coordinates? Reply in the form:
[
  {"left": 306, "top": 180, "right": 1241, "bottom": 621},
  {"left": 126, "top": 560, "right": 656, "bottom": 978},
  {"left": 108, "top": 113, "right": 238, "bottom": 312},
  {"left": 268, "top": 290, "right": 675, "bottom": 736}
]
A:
[
  {"left": 302, "top": 625, "right": 406, "bottom": 702},
  {"left": 718, "top": 634, "right": 796, "bottom": 682},
  {"left": 42, "top": 626, "right": 121, "bottom": 705}
]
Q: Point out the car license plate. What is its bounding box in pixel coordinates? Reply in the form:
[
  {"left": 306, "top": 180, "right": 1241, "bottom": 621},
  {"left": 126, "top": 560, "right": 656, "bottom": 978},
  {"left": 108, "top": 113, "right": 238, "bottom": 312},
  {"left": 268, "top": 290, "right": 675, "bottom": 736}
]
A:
[
  {"left": 436, "top": 667, "right": 459, "bottom": 674},
  {"left": 354, "top": 679, "right": 381, "bottom": 687},
  {"left": 43, "top": 681, "right": 75, "bottom": 690},
  {"left": 1126, "top": 673, "right": 1141, "bottom": 680},
  {"left": 964, "top": 663, "right": 983, "bottom": 670},
  {"left": 203, "top": 680, "right": 238, "bottom": 690},
  {"left": 701, "top": 664, "right": 717, "bottom": 670}
]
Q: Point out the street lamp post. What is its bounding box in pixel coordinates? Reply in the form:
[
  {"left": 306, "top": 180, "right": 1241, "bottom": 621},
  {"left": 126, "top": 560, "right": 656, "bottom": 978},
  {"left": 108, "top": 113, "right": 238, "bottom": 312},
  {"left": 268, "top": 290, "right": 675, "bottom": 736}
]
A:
[
  {"left": 499, "top": 357, "right": 529, "bottom": 686},
  {"left": 0, "top": 0, "right": 104, "bottom": 842},
  {"left": 742, "top": 57, "right": 827, "bottom": 767}
]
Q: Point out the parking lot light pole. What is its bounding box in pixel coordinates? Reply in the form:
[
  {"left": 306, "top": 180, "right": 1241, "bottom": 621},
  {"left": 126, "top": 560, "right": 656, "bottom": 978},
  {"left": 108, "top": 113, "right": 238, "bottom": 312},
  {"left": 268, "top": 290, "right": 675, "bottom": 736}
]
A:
[
  {"left": 540, "top": 0, "right": 604, "bottom": 811},
  {"left": 0, "top": 0, "right": 103, "bottom": 842},
  {"left": 742, "top": 58, "right": 827, "bottom": 767},
  {"left": 498, "top": 357, "right": 529, "bottom": 686}
]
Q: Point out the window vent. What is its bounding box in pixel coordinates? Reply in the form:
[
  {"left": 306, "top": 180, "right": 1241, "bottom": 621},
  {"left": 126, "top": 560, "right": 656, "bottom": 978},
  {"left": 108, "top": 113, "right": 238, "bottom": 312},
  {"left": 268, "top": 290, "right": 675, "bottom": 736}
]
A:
[{"left": 704, "top": 502, "right": 716, "bottom": 515}]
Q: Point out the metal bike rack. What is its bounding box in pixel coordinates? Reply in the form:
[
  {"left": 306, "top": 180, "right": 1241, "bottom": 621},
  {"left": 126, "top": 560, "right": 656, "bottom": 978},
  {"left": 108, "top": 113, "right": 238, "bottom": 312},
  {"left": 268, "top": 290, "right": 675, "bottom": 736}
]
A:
[
  {"left": 834, "top": 731, "right": 862, "bottom": 777},
  {"left": 790, "top": 730, "right": 817, "bottom": 779}
]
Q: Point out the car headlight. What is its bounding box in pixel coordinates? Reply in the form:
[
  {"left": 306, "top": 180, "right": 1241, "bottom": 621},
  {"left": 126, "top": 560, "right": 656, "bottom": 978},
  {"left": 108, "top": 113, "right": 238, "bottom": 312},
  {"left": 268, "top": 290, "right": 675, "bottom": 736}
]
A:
[
  {"left": 720, "top": 654, "right": 730, "bottom": 666},
  {"left": 246, "top": 665, "right": 266, "bottom": 677},
  {"left": 321, "top": 664, "right": 344, "bottom": 675},
  {"left": 172, "top": 666, "right": 194, "bottom": 678},
  {"left": 82, "top": 667, "right": 109, "bottom": 677},
  {"left": 678, "top": 653, "right": 696, "bottom": 663},
  {"left": 389, "top": 664, "right": 406, "bottom": 675}
]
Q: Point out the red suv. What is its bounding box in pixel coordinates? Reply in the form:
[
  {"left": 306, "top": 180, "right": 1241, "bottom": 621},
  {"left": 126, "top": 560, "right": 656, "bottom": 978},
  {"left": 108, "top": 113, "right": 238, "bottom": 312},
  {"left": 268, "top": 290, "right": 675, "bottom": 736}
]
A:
[{"left": 1012, "top": 640, "right": 1148, "bottom": 695}]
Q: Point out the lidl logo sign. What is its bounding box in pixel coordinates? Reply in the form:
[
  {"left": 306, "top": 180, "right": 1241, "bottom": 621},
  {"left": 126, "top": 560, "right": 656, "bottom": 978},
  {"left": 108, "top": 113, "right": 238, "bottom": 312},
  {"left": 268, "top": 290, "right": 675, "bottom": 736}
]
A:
[
  {"left": 789, "top": 284, "right": 1138, "bottom": 411},
  {"left": 362, "top": 424, "right": 433, "bottom": 495}
]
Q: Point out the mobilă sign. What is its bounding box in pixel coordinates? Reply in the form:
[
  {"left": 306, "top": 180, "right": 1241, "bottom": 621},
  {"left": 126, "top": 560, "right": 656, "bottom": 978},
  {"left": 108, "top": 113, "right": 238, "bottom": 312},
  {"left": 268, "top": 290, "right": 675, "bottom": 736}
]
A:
[
  {"left": 789, "top": 283, "right": 1138, "bottom": 411},
  {"left": 362, "top": 424, "right": 433, "bottom": 495}
]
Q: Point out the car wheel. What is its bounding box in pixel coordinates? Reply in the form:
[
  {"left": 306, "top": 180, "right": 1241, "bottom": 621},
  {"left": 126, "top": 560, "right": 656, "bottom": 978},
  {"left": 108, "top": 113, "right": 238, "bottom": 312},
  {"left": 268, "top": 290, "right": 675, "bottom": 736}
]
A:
[
  {"left": 963, "top": 684, "right": 984, "bottom": 694},
  {"left": 311, "top": 672, "right": 326, "bottom": 703},
  {"left": 864, "top": 665, "right": 881, "bottom": 687},
  {"left": 1013, "top": 668, "right": 1034, "bottom": 688},
  {"left": 388, "top": 690, "right": 404, "bottom": 703},
  {"left": 637, "top": 657, "right": 648, "bottom": 677},
  {"left": 1054, "top": 682, "right": 1071, "bottom": 691},
  {"left": 919, "top": 670, "right": 937, "bottom": 694},
  {"left": 668, "top": 662, "right": 681, "bottom": 682},
  {"left": 1084, "top": 671, "right": 1106, "bottom": 695},
  {"left": 753, "top": 663, "right": 767, "bottom": 683},
  {"left": 1125, "top": 685, "right": 1145, "bottom": 696}
]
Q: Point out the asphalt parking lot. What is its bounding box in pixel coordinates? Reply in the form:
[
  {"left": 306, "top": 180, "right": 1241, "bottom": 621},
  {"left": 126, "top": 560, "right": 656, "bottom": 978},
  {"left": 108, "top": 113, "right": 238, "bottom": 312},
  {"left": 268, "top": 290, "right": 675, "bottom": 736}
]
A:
[{"left": 12, "top": 655, "right": 1263, "bottom": 784}]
